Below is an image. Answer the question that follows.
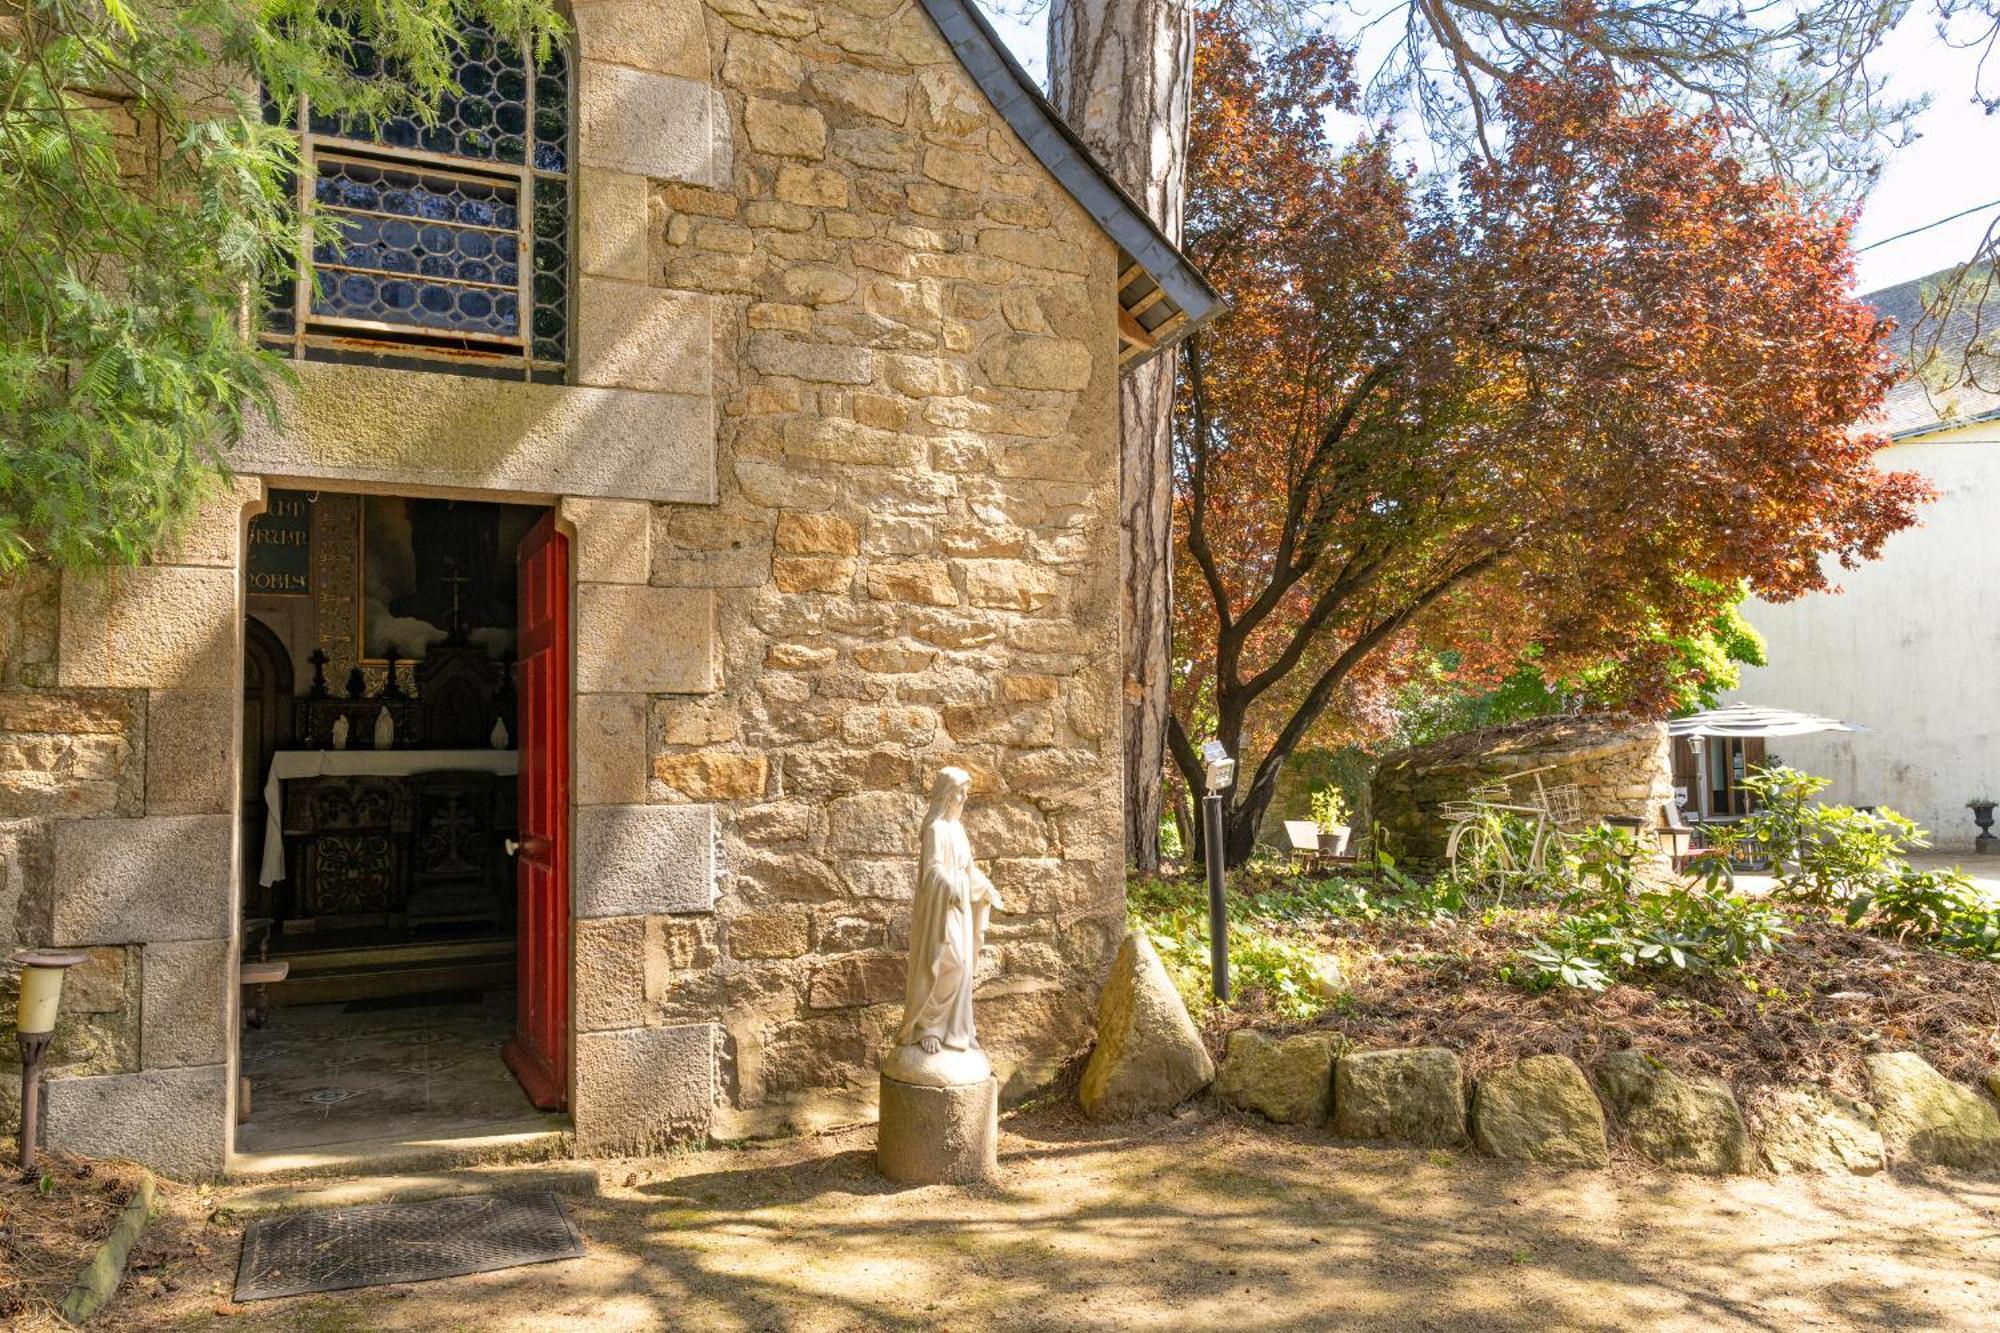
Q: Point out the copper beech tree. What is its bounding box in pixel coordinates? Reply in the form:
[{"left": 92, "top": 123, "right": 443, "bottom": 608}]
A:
[{"left": 1169, "top": 13, "right": 1930, "bottom": 865}]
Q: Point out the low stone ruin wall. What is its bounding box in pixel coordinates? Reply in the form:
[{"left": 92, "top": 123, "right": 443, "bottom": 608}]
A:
[
  {"left": 1207, "top": 1032, "right": 2000, "bottom": 1177},
  {"left": 1370, "top": 714, "right": 1675, "bottom": 864}
]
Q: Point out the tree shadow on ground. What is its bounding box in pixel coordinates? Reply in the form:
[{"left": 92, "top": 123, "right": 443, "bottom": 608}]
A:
[{"left": 115, "top": 1106, "right": 2000, "bottom": 1332}]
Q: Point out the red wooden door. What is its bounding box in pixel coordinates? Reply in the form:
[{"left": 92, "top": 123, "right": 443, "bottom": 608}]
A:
[{"left": 503, "top": 511, "right": 570, "bottom": 1110}]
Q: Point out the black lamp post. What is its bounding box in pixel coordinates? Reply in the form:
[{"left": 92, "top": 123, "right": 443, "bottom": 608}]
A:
[
  {"left": 13, "top": 948, "right": 88, "bottom": 1176},
  {"left": 1201, "top": 741, "right": 1235, "bottom": 1003}
]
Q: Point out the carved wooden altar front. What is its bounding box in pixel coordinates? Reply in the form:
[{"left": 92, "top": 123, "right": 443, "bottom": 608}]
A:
[{"left": 278, "top": 770, "right": 517, "bottom": 935}]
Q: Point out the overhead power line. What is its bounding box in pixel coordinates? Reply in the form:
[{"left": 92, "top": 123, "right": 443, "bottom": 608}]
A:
[{"left": 1858, "top": 197, "right": 2000, "bottom": 253}]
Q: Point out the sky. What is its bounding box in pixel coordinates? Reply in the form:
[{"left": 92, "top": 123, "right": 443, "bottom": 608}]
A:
[{"left": 976, "top": 2, "right": 2000, "bottom": 296}]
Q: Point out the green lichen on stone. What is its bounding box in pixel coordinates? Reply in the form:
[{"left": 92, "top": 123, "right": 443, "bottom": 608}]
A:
[
  {"left": 1333, "top": 1047, "right": 1467, "bottom": 1147},
  {"left": 1593, "top": 1050, "right": 1750, "bottom": 1174},
  {"left": 1472, "top": 1054, "right": 1609, "bottom": 1167},
  {"left": 1866, "top": 1051, "right": 2000, "bottom": 1170},
  {"left": 1215, "top": 1029, "right": 1337, "bottom": 1126}
]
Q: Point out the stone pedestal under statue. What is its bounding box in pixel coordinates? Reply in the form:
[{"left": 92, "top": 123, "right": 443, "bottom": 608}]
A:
[
  {"left": 877, "top": 1065, "right": 998, "bottom": 1185},
  {"left": 875, "top": 766, "right": 1004, "bottom": 1186}
]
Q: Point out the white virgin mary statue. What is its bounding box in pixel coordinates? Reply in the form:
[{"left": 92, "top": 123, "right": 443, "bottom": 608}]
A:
[{"left": 883, "top": 767, "right": 1003, "bottom": 1088}]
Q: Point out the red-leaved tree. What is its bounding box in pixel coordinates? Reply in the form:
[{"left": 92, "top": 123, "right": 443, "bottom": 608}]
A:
[{"left": 1171, "top": 10, "right": 1930, "bottom": 865}]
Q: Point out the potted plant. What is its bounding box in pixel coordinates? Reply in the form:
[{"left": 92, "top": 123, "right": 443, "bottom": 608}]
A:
[{"left": 1311, "top": 786, "right": 1352, "bottom": 856}]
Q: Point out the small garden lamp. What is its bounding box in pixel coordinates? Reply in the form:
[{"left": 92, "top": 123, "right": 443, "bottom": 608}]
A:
[{"left": 12, "top": 948, "right": 87, "bottom": 1176}]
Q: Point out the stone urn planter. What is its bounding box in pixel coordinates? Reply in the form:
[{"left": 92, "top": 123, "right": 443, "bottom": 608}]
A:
[{"left": 1970, "top": 799, "right": 1998, "bottom": 855}]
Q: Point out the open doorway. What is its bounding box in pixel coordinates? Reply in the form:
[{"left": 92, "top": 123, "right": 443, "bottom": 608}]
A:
[
  {"left": 235, "top": 489, "right": 571, "bottom": 1157},
  {"left": 1670, "top": 733, "right": 1769, "bottom": 820}
]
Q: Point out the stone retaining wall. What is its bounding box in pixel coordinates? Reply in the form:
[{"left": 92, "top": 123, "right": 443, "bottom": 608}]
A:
[
  {"left": 1370, "top": 714, "right": 1675, "bottom": 864},
  {"left": 1209, "top": 1035, "right": 2000, "bottom": 1177}
]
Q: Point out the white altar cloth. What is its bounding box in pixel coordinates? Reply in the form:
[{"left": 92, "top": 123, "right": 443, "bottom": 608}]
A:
[{"left": 258, "top": 748, "right": 519, "bottom": 886}]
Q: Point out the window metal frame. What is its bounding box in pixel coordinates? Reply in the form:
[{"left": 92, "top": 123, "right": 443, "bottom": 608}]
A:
[{"left": 268, "top": 45, "right": 571, "bottom": 382}]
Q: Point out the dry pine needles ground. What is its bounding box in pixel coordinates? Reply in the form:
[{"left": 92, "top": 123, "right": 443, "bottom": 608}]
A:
[
  {"left": 0, "top": 1142, "right": 149, "bottom": 1326},
  {"left": 1207, "top": 896, "right": 2000, "bottom": 1101}
]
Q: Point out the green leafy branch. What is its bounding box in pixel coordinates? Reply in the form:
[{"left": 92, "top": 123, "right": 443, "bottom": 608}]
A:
[{"left": 0, "top": 0, "right": 565, "bottom": 570}]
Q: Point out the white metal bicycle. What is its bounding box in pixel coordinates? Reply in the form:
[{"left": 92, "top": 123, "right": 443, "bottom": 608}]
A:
[{"left": 1442, "top": 769, "right": 1583, "bottom": 879}]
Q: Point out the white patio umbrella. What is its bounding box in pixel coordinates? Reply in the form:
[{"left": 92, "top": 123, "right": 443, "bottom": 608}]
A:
[{"left": 1667, "top": 703, "right": 1864, "bottom": 820}]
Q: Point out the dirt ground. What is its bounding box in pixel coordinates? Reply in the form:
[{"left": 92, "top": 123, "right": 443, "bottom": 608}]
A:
[{"left": 88, "top": 1105, "right": 2000, "bottom": 1332}]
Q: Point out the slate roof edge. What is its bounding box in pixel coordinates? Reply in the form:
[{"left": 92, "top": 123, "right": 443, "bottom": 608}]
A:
[
  {"left": 918, "top": 0, "right": 1227, "bottom": 350},
  {"left": 1885, "top": 401, "right": 2000, "bottom": 442},
  {"left": 1863, "top": 265, "right": 2000, "bottom": 438}
]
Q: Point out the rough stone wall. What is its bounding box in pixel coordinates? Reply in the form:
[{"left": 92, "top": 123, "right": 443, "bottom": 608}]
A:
[
  {"left": 0, "top": 50, "right": 171, "bottom": 1131},
  {"left": 642, "top": 0, "right": 1128, "bottom": 1141},
  {"left": 1370, "top": 716, "right": 1676, "bottom": 867},
  {"left": 4, "top": 0, "right": 1130, "bottom": 1171},
  {"left": 0, "top": 571, "right": 136, "bottom": 1125},
  {"left": 0, "top": 480, "right": 255, "bottom": 1178}
]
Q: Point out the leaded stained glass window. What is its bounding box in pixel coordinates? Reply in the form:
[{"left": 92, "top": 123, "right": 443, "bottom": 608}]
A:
[{"left": 264, "top": 25, "right": 570, "bottom": 379}]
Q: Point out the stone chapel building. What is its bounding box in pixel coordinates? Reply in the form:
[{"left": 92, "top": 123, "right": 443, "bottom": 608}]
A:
[{"left": 0, "top": 0, "right": 1219, "bottom": 1176}]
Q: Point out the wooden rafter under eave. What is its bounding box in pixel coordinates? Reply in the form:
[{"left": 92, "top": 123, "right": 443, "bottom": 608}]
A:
[
  {"left": 1118, "top": 307, "right": 1158, "bottom": 363},
  {"left": 1120, "top": 307, "right": 1189, "bottom": 365}
]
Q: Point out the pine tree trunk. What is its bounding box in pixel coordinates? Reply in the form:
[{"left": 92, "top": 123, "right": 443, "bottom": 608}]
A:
[{"left": 1048, "top": 0, "right": 1193, "bottom": 874}]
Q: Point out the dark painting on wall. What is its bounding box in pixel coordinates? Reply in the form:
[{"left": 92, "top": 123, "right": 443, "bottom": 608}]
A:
[{"left": 361, "top": 496, "right": 543, "bottom": 662}]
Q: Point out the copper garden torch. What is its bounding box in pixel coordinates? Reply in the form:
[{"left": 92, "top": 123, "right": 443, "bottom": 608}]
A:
[{"left": 12, "top": 949, "right": 87, "bottom": 1176}]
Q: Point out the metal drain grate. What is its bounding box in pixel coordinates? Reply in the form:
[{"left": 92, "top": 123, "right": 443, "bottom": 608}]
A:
[{"left": 234, "top": 1190, "right": 584, "bottom": 1302}]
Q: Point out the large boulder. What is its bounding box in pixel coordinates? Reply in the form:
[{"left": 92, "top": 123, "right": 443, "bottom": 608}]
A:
[
  {"left": 1333, "top": 1047, "right": 1467, "bottom": 1146},
  {"left": 1592, "top": 1051, "right": 1751, "bottom": 1174},
  {"left": 1865, "top": 1051, "right": 2000, "bottom": 1170},
  {"left": 1079, "top": 931, "right": 1215, "bottom": 1121},
  {"left": 1744, "top": 1085, "right": 1884, "bottom": 1176},
  {"left": 1471, "top": 1055, "right": 1609, "bottom": 1167},
  {"left": 1215, "top": 1030, "right": 1337, "bottom": 1125}
]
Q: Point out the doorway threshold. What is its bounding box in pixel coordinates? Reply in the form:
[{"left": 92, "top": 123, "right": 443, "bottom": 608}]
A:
[{"left": 231, "top": 1114, "right": 570, "bottom": 1183}]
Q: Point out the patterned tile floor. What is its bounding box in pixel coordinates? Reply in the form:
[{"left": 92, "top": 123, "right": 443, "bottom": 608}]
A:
[{"left": 236, "top": 990, "right": 540, "bottom": 1153}]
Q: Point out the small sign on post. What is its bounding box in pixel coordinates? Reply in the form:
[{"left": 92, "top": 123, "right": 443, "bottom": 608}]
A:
[{"left": 1201, "top": 741, "right": 1235, "bottom": 1003}]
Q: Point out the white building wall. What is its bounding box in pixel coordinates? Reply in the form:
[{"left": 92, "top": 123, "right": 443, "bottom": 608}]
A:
[{"left": 1734, "top": 421, "right": 2000, "bottom": 849}]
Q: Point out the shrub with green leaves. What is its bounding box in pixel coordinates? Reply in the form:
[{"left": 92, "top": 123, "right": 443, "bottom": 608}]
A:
[
  {"left": 1514, "top": 825, "right": 1789, "bottom": 992},
  {"left": 1846, "top": 865, "right": 2000, "bottom": 962},
  {"left": 1703, "top": 765, "right": 2000, "bottom": 961},
  {"left": 1130, "top": 875, "right": 1347, "bottom": 1020},
  {"left": 2, "top": 0, "right": 566, "bottom": 569},
  {"left": 1710, "top": 765, "right": 1922, "bottom": 905}
]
